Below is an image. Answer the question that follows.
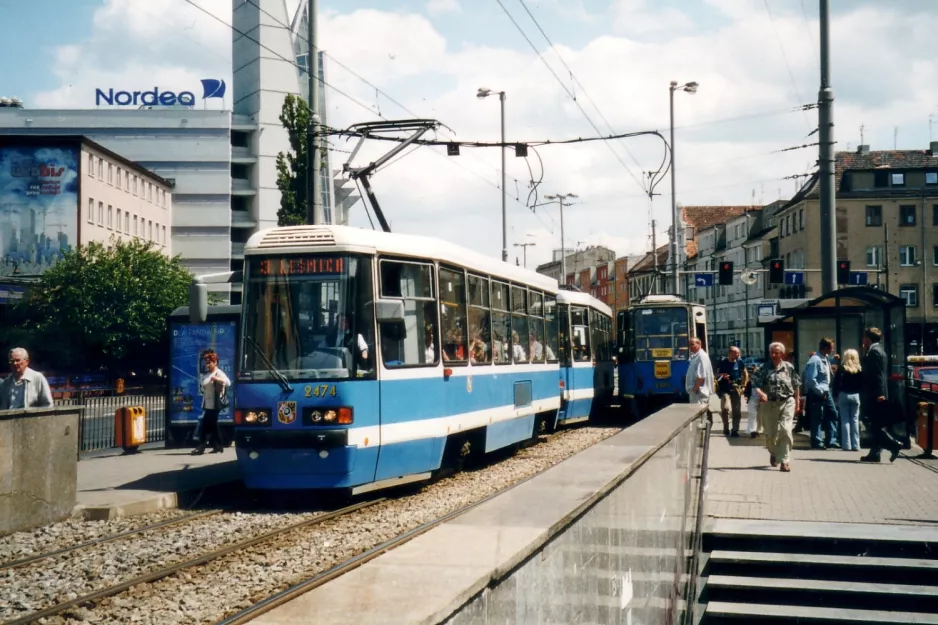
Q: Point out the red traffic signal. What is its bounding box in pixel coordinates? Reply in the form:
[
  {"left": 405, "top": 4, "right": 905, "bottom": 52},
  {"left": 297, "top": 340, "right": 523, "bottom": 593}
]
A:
[
  {"left": 718, "top": 261, "right": 734, "bottom": 285},
  {"left": 837, "top": 260, "right": 851, "bottom": 284},
  {"left": 769, "top": 259, "right": 784, "bottom": 284}
]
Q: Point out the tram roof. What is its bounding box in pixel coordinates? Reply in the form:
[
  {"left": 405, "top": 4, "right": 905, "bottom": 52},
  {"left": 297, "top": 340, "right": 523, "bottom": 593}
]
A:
[
  {"left": 556, "top": 289, "right": 613, "bottom": 317},
  {"left": 245, "top": 225, "right": 559, "bottom": 292}
]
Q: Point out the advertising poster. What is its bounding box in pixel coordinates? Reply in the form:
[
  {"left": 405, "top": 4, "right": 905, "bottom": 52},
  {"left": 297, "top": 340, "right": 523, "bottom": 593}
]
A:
[
  {"left": 168, "top": 320, "right": 237, "bottom": 424},
  {"left": 0, "top": 145, "right": 79, "bottom": 277}
]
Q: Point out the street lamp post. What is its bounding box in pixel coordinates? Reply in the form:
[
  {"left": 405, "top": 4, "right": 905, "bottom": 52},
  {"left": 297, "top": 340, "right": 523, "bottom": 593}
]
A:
[
  {"left": 544, "top": 193, "right": 578, "bottom": 285},
  {"left": 477, "top": 87, "right": 508, "bottom": 262},
  {"left": 514, "top": 240, "right": 536, "bottom": 268},
  {"left": 669, "top": 80, "right": 698, "bottom": 296}
]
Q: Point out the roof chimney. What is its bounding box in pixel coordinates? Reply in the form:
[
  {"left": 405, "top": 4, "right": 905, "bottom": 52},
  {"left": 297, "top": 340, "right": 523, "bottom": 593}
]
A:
[
  {"left": 857, "top": 144, "right": 870, "bottom": 155},
  {"left": 930, "top": 141, "right": 938, "bottom": 156}
]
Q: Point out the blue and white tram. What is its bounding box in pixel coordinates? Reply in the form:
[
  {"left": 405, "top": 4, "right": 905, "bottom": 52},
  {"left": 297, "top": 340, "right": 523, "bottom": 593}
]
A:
[
  {"left": 555, "top": 288, "right": 614, "bottom": 425},
  {"left": 616, "top": 294, "right": 708, "bottom": 416},
  {"left": 229, "top": 225, "right": 566, "bottom": 493}
]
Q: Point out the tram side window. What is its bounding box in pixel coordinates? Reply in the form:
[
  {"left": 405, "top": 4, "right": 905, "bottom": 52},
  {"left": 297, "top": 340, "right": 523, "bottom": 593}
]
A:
[
  {"left": 589, "top": 310, "right": 603, "bottom": 362},
  {"left": 467, "top": 274, "right": 491, "bottom": 365},
  {"left": 379, "top": 260, "right": 438, "bottom": 367},
  {"left": 510, "top": 286, "right": 529, "bottom": 363},
  {"left": 544, "top": 295, "right": 559, "bottom": 363},
  {"left": 570, "top": 306, "right": 591, "bottom": 362},
  {"left": 439, "top": 267, "right": 468, "bottom": 363},
  {"left": 491, "top": 281, "right": 511, "bottom": 364},
  {"left": 558, "top": 304, "right": 570, "bottom": 366},
  {"left": 528, "top": 290, "right": 546, "bottom": 363}
]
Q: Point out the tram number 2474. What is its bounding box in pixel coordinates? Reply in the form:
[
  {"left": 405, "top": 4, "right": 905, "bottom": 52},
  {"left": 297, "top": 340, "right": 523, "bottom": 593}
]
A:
[{"left": 304, "top": 384, "right": 338, "bottom": 398}]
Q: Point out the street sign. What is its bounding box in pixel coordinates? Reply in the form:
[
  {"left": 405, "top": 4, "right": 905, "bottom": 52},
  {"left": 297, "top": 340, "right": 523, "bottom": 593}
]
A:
[
  {"left": 784, "top": 271, "right": 805, "bottom": 285},
  {"left": 694, "top": 273, "right": 714, "bottom": 287},
  {"left": 758, "top": 304, "right": 777, "bottom": 317},
  {"left": 848, "top": 271, "right": 868, "bottom": 285}
]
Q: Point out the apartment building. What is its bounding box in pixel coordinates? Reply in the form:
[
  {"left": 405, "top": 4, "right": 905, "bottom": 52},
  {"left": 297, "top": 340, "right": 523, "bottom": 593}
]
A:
[
  {"left": 627, "top": 245, "right": 669, "bottom": 304},
  {"left": 774, "top": 143, "right": 938, "bottom": 353},
  {"left": 535, "top": 245, "right": 616, "bottom": 289}
]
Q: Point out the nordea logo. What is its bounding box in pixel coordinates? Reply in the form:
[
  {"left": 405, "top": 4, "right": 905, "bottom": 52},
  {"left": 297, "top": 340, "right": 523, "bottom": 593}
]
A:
[{"left": 95, "top": 79, "right": 225, "bottom": 107}]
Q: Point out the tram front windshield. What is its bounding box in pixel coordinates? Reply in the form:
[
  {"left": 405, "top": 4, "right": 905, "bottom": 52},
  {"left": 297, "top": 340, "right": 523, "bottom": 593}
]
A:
[
  {"left": 633, "top": 307, "right": 690, "bottom": 361},
  {"left": 241, "top": 254, "right": 375, "bottom": 381}
]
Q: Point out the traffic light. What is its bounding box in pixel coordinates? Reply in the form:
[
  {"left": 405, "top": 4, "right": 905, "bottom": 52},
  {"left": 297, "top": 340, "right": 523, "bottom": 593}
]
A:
[
  {"left": 718, "top": 261, "right": 734, "bottom": 285},
  {"left": 837, "top": 260, "right": 851, "bottom": 285},
  {"left": 769, "top": 259, "right": 784, "bottom": 284}
]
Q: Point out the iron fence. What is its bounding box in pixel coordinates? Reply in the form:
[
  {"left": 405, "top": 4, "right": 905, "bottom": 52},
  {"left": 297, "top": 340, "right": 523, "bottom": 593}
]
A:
[{"left": 56, "top": 387, "right": 166, "bottom": 453}]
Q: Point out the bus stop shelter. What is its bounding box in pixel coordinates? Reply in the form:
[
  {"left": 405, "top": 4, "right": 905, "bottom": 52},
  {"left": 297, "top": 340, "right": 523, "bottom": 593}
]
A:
[{"left": 760, "top": 287, "right": 907, "bottom": 406}]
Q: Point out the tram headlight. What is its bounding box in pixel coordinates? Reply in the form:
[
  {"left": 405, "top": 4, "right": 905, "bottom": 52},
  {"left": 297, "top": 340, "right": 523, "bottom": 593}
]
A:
[
  {"left": 323, "top": 410, "right": 337, "bottom": 423},
  {"left": 235, "top": 409, "right": 272, "bottom": 426},
  {"left": 302, "top": 406, "right": 354, "bottom": 426}
]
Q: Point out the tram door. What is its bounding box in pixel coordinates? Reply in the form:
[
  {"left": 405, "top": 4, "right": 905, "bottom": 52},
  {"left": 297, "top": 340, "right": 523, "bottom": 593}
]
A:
[{"left": 560, "top": 305, "right": 592, "bottom": 424}]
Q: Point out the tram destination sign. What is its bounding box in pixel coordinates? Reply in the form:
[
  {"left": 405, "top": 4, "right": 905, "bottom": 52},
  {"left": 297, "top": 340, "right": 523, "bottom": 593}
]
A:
[{"left": 251, "top": 256, "right": 346, "bottom": 278}]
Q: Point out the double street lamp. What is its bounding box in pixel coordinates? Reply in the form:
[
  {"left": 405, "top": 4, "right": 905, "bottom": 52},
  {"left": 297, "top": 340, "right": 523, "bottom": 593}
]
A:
[
  {"left": 477, "top": 87, "right": 508, "bottom": 263},
  {"left": 544, "top": 192, "right": 578, "bottom": 284},
  {"left": 669, "top": 80, "right": 698, "bottom": 296}
]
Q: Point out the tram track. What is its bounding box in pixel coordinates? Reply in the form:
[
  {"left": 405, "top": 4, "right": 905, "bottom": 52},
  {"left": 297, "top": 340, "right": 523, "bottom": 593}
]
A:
[
  {"left": 0, "top": 509, "right": 225, "bottom": 572},
  {"left": 2, "top": 500, "right": 382, "bottom": 625}
]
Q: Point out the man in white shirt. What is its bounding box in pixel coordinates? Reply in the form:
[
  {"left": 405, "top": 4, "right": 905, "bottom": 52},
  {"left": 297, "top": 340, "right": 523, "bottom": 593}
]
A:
[{"left": 685, "top": 337, "right": 714, "bottom": 406}]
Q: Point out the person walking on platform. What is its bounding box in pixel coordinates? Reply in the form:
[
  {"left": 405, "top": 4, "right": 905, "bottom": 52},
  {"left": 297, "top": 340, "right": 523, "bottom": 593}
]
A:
[
  {"left": 717, "top": 346, "right": 748, "bottom": 437},
  {"left": 804, "top": 338, "right": 840, "bottom": 450},
  {"left": 192, "top": 349, "right": 231, "bottom": 455},
  {"left": 833, "top": 348, "right": 863, "bottom": 452},
  {"left": 859, "top": 328, "right": 901, "bottom": 463},
  {"left": 686, "top": 337, "right": 714, "bottom": 409},
  {"left": 753, "top": 342, "right": 801, "bottom": 473},
  {"left": 0, "top": 347, "right": 53, "bottom": 410}
]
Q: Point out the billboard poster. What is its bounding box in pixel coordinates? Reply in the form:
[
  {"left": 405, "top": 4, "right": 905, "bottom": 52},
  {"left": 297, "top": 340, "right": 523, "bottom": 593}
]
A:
[
  {"left": 168, "top": 319, "right": 238, "bottom": 424},
  {"left": 0, "top": 145, "right": 79, "bottom": 277}
]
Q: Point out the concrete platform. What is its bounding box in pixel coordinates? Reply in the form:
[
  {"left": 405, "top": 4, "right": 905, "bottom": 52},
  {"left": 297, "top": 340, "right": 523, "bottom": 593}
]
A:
[
  {"left": 75, "top": 447, "right": 240, "bottom": 520},
  {"left": 705, "top": 429, "right": 938, "bottom": 525},
  {"left": 251, "top": 404, "right": 706, "bottom": 625}
]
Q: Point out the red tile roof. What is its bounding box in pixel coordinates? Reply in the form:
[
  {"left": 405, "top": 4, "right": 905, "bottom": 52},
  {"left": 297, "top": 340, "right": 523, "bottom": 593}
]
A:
[
  {"left": 681, "top": 205, "right": 752, "bottom": 258},
  {"left": 803, "top": 149, "right": 938, "bottom": 195}
]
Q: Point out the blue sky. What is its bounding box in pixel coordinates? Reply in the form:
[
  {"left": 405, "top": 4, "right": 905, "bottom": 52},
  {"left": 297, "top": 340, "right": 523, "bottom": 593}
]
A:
[{"left": 2, "top": 0, "right": 938, "bottom": 264}]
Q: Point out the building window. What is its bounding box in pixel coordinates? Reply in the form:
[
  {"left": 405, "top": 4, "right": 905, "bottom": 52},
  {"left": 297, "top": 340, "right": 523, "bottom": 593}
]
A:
[
  {"left": 866, "top": 246, "right": 882, "bottom": 268},
  {"left": 124, "top": 212, "right": 130, "bottom": 234},
  {"left": 933, "top": 205, "right": 938, "bottom": 226},
  {"left": 125, "top": 171, "right": 130, "bottom": 190},
  {"left": 133, "top": 215, "right": 138, "bottom": 237},
  {"left": 107, "top": 164, "right": 113, "bottom": 185},
  {"left": 148, "top": 220, "right": 153, "bottom": 241},
  {"left": 798, "top": 209, "right": 804, "bottom": 230},
  {"left": 107, "top": 205, "right": 113, "bottom": 229},
  {"left": 900, "top": 205, "right": 916, "bottom": 226},
  {"left": 162, "top": 225, "right": 167, "bottom": 246},
  {"left": 116, "top": 167, "right": 122, "bottom": 190},
  {"left": 117, "top": 209, "right": 122, "bottom": 231},
  {"left": 97, "top": 158, "right": 103, "bottom": 179},
  {"left": 149, "top": 184, "right": 154, "bottom": 202},
  {"left": 133, "top": 176, "right": 138, "bottom": 196},
  {"left": 900, "top": 284, "right": 918, "bottom": 307},
  {"left": 927, "top": 172, "right": 938, "bottom": 185},
  {"left": 87, "top": 198, "right": 94, "bottom": 223},
  {"left": 934, "top": 284, "right": 938, "bottom": 308},
  {"left": 865, "top": 205, "right": 882, "bottom": 227},
  {"left": 934, "top": 245, "right": 938, "bottom": 266},
  {"left": 88, "top": 154, "right": 94, "bottom": 177},
  {"left": 98, "top": 201, "right": 104, "bottom": 226},
  {"left": 891, "top": 172, "right": 905, "bottom": 187},
  {"left": 900, "top": 246, "right": 916, "bottom": 267}
]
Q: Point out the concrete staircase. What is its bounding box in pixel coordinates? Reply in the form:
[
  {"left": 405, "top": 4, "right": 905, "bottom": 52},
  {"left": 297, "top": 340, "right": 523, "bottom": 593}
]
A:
[{"left": 697, "top": 519, "right": 938, "bottom": 625}]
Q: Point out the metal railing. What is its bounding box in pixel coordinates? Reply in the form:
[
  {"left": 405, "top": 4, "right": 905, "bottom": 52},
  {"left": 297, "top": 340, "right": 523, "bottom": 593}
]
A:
[{"left": 56, "top": 388, "right": 165, "bottom": 453}]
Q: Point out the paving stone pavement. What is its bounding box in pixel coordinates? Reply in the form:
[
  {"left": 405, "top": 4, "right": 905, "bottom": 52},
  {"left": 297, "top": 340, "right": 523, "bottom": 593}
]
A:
[{"left": 705, "top": 429, "right": 938, "bottom": 526}]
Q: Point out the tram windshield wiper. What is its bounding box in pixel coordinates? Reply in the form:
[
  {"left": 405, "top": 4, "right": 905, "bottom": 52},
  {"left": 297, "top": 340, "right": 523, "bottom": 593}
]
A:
[{"left": 243, "top": 334, "right": 294, "bottom": 394}]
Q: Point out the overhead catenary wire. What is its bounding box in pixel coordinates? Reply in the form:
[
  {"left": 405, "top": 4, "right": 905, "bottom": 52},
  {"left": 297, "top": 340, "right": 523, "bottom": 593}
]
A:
[
  {"left": 240, "top": 0, "right": 536, "bottom": 207},
  {"left": 763, "top": 0, "right": 813, "bottom": 132},
  {"left": 494, "top": 0, "right": 646, "bottom": 194},
  {"left": 514, "top": 0, "right": 646, "bottom": 181}
]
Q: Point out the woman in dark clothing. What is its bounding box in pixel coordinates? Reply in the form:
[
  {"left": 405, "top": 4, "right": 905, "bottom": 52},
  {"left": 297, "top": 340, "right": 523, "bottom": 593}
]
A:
[{"left": 833, "top": 348, "right": 864, "bottom": 452}]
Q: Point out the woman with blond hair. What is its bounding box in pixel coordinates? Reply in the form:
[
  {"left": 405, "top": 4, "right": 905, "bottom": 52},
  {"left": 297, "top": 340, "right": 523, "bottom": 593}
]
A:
[{"left": 833, "top": 348, "right": 863, "bottom": 452}]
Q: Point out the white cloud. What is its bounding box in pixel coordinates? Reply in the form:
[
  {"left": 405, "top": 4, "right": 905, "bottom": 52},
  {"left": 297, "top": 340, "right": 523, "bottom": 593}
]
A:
[
  {"left": 426, "top": 0, "right": 461, "bottom": 15},
  {"left": 27, "top": 0, "right": 938, "bottom": 269}
]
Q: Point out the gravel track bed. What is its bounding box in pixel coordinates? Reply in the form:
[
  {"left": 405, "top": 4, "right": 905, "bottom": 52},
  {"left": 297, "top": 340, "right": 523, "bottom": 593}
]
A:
[
  {"left": 0, "top": 509, "right": 191, "bottom": 565},
  {"left": 50, "top": 425, "right": 621, "bottom": 625},
  {"left": 0, "top": 510, "right": 325, "bottom": 622}
]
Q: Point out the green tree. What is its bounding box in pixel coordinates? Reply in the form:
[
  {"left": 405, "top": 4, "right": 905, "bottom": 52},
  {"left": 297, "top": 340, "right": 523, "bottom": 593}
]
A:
[
  {"left": 22, "top": 238, "right": 192, "bottom": 374},
  {"left": 275, "top": 93, "right": 310, "bottom": 226}
]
